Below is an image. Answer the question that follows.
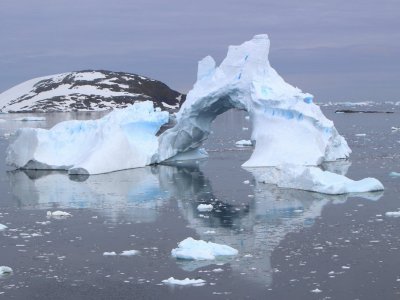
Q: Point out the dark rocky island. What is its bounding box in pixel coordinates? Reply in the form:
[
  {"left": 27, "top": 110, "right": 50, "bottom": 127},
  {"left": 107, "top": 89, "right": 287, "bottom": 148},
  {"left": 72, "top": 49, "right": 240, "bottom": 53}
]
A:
[{"left": 0, "top": 70, "right": 185, "bottom": 113}]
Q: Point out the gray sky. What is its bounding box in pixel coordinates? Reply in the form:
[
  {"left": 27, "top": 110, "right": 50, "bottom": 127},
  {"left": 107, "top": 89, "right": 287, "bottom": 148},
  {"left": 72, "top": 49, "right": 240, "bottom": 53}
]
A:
[{"left": 1, "top": 0, "right": 399, "bottom": 101}]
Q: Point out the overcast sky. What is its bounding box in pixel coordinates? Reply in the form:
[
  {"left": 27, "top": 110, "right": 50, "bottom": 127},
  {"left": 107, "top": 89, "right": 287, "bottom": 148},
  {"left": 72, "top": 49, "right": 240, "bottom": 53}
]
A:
[{"left": 1, "top": 0, "right": 399, "bottom": 101}]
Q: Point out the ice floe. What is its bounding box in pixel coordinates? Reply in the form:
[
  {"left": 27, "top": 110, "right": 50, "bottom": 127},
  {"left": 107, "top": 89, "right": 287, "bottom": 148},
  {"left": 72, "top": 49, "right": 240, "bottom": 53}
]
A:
[
  {"left": 197, "top": 204, "right": 213, "bottom": 212},
  {"left": 171, "top": 237, "right": 238, "bottom": 260},
  {"left": 0, "top": 224, "right": 7, "bottom": 231},
  {"left": 46, "top": 211, "right": 72, "bottom": 217},
  {"left": 162, "top": 277, "right": 206, "bottom": 286},
  {"left": 252, "top": 165, "right": 384, "bottom": 195},
  {"left": 235, "top": 140, "right": 253, "bottom": 147}
]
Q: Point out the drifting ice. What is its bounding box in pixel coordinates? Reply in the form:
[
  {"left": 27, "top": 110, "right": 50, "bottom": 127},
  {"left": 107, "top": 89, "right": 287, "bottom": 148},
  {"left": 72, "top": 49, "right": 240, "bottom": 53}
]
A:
[
  {"left": 162, "top": 277, "right": 206, "bottom": 286},
  {"left": 255, "top": 165, "right": 384, "bottom": 195},
  {"left": 7, "top": 35, "right": 351, "bottom": 174},
  {"left": 171, "top": 237, "right": 238, "bottom": 260}
]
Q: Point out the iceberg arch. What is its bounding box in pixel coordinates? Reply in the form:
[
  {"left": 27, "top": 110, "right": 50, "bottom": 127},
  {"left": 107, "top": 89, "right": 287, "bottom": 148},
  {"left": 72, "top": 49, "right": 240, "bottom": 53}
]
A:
[{"left": 158, "top": 34, "right": 351, "bottom": 166}]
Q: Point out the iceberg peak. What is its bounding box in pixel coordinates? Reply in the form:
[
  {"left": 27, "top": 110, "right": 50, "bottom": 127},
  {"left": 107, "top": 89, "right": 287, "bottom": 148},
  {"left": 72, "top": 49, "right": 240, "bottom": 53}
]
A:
[{"left": 158, "top": 35, "right": 351, "bottom": 167}]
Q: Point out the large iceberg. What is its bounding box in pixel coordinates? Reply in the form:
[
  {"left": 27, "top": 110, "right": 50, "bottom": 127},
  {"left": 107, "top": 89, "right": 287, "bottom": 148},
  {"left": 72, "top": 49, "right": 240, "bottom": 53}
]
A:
[
  {"left": 157, "top": 34, "right": 351, "bottom": 166},
  {"left": 7, "top": 34, "right": 351, "bottom": 174},
  {"left": 7, "top": 101, "right": 169, "bottom": 174}
]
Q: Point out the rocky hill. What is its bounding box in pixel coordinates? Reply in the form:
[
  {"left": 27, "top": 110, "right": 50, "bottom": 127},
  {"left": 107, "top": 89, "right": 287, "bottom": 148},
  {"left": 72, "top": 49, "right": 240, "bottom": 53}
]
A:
[{"left": 0, "top": 70, "right": 185, "bottom": 112}]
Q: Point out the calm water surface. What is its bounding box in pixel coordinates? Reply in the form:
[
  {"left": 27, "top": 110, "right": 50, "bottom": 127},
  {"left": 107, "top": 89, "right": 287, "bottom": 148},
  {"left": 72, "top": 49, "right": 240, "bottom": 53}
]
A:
[{"left": 0, "top": 103, "right": 399, "bottom": 299}]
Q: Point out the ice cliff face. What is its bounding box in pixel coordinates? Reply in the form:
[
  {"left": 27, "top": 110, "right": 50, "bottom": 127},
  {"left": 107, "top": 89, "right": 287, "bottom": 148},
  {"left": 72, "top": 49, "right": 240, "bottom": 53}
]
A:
[
  {"left": 0, "top": 70, "right": 185, "bottom": 113},
  {"left": 157, "top": 34, "right": 351, "bottom": 166}
]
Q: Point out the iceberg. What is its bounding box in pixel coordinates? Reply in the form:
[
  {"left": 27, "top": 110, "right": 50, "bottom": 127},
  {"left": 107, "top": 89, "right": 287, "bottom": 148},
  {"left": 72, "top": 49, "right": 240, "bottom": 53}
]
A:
[
  {"left": 253, "top": 165, "right": 384, "bottom": 195},
  {"left": 7, "top": 35, "right": 351, "bottom": 174},
  {"left": 171, "top": 237, "right": 238, "bottom": 260},
  {"left": 7, "top": 101, "right": 169, "bottom": 174},
  {"left": 157, "top": 34, "right": 351, "bottom": 166}
]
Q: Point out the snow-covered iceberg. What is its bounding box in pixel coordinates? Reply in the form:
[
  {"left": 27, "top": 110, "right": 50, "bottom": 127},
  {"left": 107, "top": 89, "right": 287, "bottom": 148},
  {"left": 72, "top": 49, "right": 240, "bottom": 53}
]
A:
[
  {"left": 7, "top": 101, "right": 169, "bottom": 174},
  {"left": 252, "top": 165, "right": 384, "bottom": 195},
  {"left": 157, "top": 34, "right": 351, "bottom": 166}
]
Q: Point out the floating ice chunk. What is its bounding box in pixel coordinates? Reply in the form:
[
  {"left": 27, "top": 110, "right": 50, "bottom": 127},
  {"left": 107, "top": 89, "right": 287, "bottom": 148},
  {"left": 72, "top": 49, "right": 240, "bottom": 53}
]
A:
[
  {"left": 389, "top": 172, "right": 400, "bottom": 177},
  {"left": 385, "top": 211, "right": 400, "bottom": 217},
  {"left": 0, "top": 266, "right": 13, "bottom": 275},
  {"left": 13, "top": 116, "right": 46, "bottom": 121},
  {"left": 311, "top": 288, "right": 322, "bottom": 293},
  {"left": 47, "top": 211, "right": 72, "bottom": 217},
  {"left": 162, "top": 277, "right": 206, "bottom": 286},
  {"left": 255, "top": 165, "right": 384, "bottom": 195},
  {"left": 391, "top": 127, "right": 400, "bottom": 131},
  {"left": 355, "top": 133, "right": 366, "bottom": 137},
  {"left": 235, "top": 140, "right": 252, "bottom": 147},
  {"left": 0, "top": 224, "right": 7, "bottom": 231},
  {"left": 171, "top": 237, "right": 238, "bottom": 260},
  {"left": 197, "top": 204, "right": 213, "bottom": 212},
  {"left": 120, "top": 250, "right": 140, "bottom": 256},
  {"left": 243, "top": 180, "right": 250, "bottom": 184},
  {"left": 7, "top": 101, "right": 169, "bottom": 175},
  {"left": 103, "top": 252, "right": 117, "bottom": 256}
]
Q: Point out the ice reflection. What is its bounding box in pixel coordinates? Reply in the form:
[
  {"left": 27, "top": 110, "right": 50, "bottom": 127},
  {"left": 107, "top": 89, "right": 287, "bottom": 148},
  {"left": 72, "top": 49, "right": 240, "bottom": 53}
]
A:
[
  {"left": 8, "top": 167, "right": 168, "bottom": 223},
  {"left": 8, "top": 161, "right": 383, "bottom": 286}
]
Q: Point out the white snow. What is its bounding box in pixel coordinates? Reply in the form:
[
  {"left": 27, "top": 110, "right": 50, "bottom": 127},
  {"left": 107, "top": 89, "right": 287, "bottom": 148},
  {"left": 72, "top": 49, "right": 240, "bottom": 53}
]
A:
[
  {"left": 162, "top": 277, "right": 206, "bottom": 286},
  {"left": 7, "top": 101, "right": 169, "bottom": 175},
  {"left": 157, "top": 34, "right": 351, "bottom": 167},
  {"left": 171, "top": 237, "right": 238, "bottom": 260},
  {"left": 235, "top": 140, "right": 253, "bottom": 147},
  {"left": 13, "top": 116, "right": 46, "bottom": 121},
  {"left": 197, "top": 204, "right": 213, "bottom": 212},
  {"left": 103, "top": 251, "right": 117, "bottom": 256},
  {"left": 254, "top": 165, "right": 384, "bottom": 195},
  {"left": 0, "top": 224, "right": 7, "bottom": 230},
  {"left": 46, "top": 210, "right": 72, "bottom": 217},
  {"left": 0, "top": 266, "right": 12, "bottom": 275},
  {"left": 385, "top": 211, "right": 400, "bottom": 217},
  {"left": 120, "top": 250, "right": 139, "bottom": 256}
]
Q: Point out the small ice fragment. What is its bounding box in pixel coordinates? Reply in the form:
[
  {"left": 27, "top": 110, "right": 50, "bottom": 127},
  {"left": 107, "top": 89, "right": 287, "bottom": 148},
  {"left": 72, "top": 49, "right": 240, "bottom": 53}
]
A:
[
  {"left": 0, "top": 224, "right": 7, "bottom": 231},
  {"left": 0, "top": 266, "right": 13, "bottom": 275},
  {"left": 242, "top": 127, "right": 249, "bottom": 131},
  {"left": 311, "top": 288, "right": 322, "bottom": 293},
  {"left": 162, "top": 277, "right": 206, "bottom": 286},
  {"left": 243, "top": 180, "right": 250, "bottom": 184},
  {"left": 341, "top": 265, "right": 350, "bottom": 269},
  {"left": 120, "top": 250, "right": 139, "bottom": 256},
  {"left": 197, "top": 204, "right": 213, "bottom": 212},
  {"left": 235, "top": 140, "right": 252, "bottom": 147},
  {"left": 47, "top": 211, "right": 72, "bottom": 217},
  {"left": 355, "top": 133, "right": 366, "bottom": 137},
  {"left": 245, "top": 116, "right": 250, "bottom": 120},
  {"left": 385, "top": 211, "right": 400, "bottom": 217},
  {"left": 103, "top": 252, "right": 117, "bottom": 256},
  {"left": 171, "top": 237, "right": 238, "bottom": 260},
  {"left": 389, "top": 172, "right": 400, "bottom": 177},
  {"left": 212, "top": 268, "right": 224, "bottom": 272}
]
